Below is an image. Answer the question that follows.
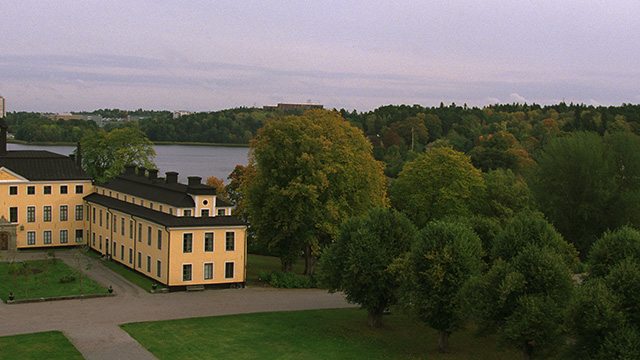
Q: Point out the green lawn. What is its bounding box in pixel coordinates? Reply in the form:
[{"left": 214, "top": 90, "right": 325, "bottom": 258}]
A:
[
  {"left": 121, "top": 308, "right": 520, "bottom": 360},
  {"left": 0, "top": 331, "right": 83, "bottom": 360},
  {"left": 0, "top": 259, "right": 107, "bottom": 302},
  {"left": 85, "top": 251, "right": 165, "bottom": 292}
]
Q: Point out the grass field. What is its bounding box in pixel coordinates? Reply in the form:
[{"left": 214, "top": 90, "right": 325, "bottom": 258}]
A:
[
  {"left": 0, "top": 259, "right": 107, "bottom": 302},
  {"left": 0, "top": 331, "right": 83, "bottom": 360},
  {"left": 245, "top": 254, "right": 306, "bottom": 286},
  {"left": 84, "top": 250, "right": 166, "bottom": 292},
  {"left": 121, "top": 308, "right": 520, "bottom": 360}
]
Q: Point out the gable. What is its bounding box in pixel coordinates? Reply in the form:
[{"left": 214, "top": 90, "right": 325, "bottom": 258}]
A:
[{"left": 0, "top": 167, "right": 27, "bottom": 182}]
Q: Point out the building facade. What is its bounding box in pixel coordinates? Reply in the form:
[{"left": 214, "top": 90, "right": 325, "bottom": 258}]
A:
[{"left": 0, "top": 119, "right": 247, "bottom": 287}]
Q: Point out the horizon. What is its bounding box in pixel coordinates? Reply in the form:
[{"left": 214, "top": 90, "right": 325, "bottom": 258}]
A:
[{"left": 1, "top": 2, "right": 639, "bottom": 113}]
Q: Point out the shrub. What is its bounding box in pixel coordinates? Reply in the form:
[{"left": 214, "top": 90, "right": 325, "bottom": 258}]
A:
[
  {"left": 59, "top": 275, "right": 76, "bottom": 284},
  {"left": 258, "top": 271, "right": 316, "bottom": 289}
]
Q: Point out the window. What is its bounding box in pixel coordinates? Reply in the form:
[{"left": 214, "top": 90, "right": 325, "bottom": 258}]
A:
[
  {"left": 137, "top": 252, "right": 142, "bottom": 268},
  {"left": 43, "top": 185, "right": 51, "bottom": 194},
  {"left": 169, "top": 208, "right": 173, "bottom": 215},
  {"left": 129, "top": 248, "right": 133, "bottom": 264},
  {"left": 60, "top": 205, "right": 68, "bottom": 221},
  {"left": 183, "top": 209, "right": 192, "bottom": 217},
  {"left": 201, "top": 209, "right": 209, "bottom": 217},
  {"left": 183, "top": 233, "right": 193, "bottom": 253},
  {"left": 225, "top": 232, "right": 235, "bottom": 251},
  {"left": 113, "top": 215, "right": 116, "bottom": 232},
  {"left": 225, "top": 262, "right": 234, "bottom": 279},
  {"left": 204, "top": 262, "right": 213, "bottom": 280},
  {"left": 92, "top": 207, "right": 96, "bottom": 223},
  {"left": 129, "top": 220, "right": 133, "bottom": 239},
  {"left": 9, "top": 207, "right": 17, "bottom": 223},
  {"left": 27, "top": 231, "right": 36, "bottom": 245},
  {"left": 43, "top": 230, "right": 52, "bottom": 245},
  {"left": 99, "top": 210, "right": 103, "bottom": 226},
  {"left": 138, "top": 223, "right": 142, "bottom": 242},
  {"left": 183, "top": 264, "right": 192, "bottom": 281},
  {"left": 218, "top": 209, "right": 226, "bottom": 216},
  {"left": 112, "top": 241, "right": 116, "bottom": 256},
  {"left": 60, "top": 185, "right": 68, "bottom": 194},
  {"left": 75, "top": 185, "right": 83, "bottom": 194},
  {"left": 75, "top": 205, "right": 83, "bottom": 221},
  {"left": 27, "top": 186, "right": 35, "bottom": 195},
  {"left": 146, "top": 256, "right": 151, "bottom": 273},
  {"left": 120, "top": 244, "right": 125, "bottom": 260},
  {"left": 27, "top": 206, "right": 36, "bottom": 223},
  {"left": 9, "top": 186, "right": 17, "bottom": 195},
  {"left": 106, "top": 212, "right": 109, "bottom": 229},
  {"left": 121, "top": 218, "right": 125, "bottom": 236},
  {"left": 204, "top": 232, "right": 214, "bottom": 252},
  {"left": 92, "top": 232, "right": 95, "bottom": 246},
  {"left": 159, "top": 205, "right": 163, "bottom": 212},
  {"left": 157, "top": 229, "right": 162, "bottom": 250},
  {"left": 157, "top": 260, "right": 162, "bottom": 277},
  {"left": 147, "top": 226, "right": 152, "bottom": 246},
  {"left": 140, "top": 199, "right": 144, "bottom": 206},
  {"left": 43, "top": 206, "right": 52, "bottom": 222},
  {"left": 149, "top": 202, "right": 153, "bottom": 210},
  {"left": 60, "top": 230, "right": 68, "bottom": 244},
  {"left": 99, "top": 235, "right": 102, "bottom": 250},
  {"left": 75, "top": 229, "right": 84, "bottom": 243}
]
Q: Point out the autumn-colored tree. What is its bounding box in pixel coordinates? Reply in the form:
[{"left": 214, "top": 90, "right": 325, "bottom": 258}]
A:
[
  {"left": 390, "top": 146, "right": 485, "bottom": 227},
  {"left": 243, "top": 110, "right": 386, "bottom": 274},
  {"left": 205, "top": 176, "right": 227, "bottom": 200}
]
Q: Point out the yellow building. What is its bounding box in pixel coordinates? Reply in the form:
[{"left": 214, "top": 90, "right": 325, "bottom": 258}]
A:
[
  {"left": 0, "top": 120, "right": 93, "bottom": 250},
  {"left": 0, "top": 119, "right": 247, "bottom": 288},
  {"left": 85, "top": 165, "right": 247, "bottom": 288}
]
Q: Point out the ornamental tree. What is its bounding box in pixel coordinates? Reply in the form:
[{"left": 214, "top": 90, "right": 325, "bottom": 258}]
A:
[
  {"left": 243, "top": 110, "right": 386, "bottom": 274},
  {"left": 322, "top": 207, "right": 416, "bottom": 327}
]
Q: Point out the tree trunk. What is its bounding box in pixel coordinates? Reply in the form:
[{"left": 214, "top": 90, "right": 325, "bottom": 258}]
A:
[
  {"left": 437, "top": 331, "right": 450, "bottom": 353},
  {"left": 367, "top": 306, "right": 384, "bottom": 327},
  {"left": 303, "top": 244, "right": 317, "bottom": 276},
  {"left": 522, "top": 341, "right": 533, "bottom": 360},
  {"left": 281, "top": 260, "right": 292, "bottom": 273}
]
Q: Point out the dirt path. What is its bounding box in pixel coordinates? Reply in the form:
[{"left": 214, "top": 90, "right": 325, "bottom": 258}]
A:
[{"left": 0, "top": 251, "right": 352, "bottom": 360}]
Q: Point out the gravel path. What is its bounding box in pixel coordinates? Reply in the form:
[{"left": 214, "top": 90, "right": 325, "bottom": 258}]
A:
[{"left": 0, "top": 251, "right": 352, "bottom": 360}]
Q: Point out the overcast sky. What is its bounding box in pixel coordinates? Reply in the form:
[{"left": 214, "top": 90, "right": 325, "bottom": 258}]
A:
[{"left": 1, "top": 1, "right": 639, "bottom": 113}]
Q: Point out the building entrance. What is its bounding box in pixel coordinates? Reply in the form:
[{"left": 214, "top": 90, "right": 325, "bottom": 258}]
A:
[{"left": 0, "top": 233, "right": 8, "bottom": 250}]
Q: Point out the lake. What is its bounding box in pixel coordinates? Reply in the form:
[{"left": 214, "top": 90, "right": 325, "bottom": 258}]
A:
[{"left": 7, "top": 143, "right": 250, "bottom": 183}]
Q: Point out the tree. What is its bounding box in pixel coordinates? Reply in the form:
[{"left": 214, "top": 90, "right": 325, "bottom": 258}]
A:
[
  {"left": 322, "top": 207, "right": 417, "bottom": 327},
  {"left": 390, "top": 146, "right": 485, "bottom": 227},
  {"left": 588, "top": 226, "right": 640, "bottom": 278},
  {"left": 80, "top": 127, "right": 156, "bottom": 182},
  {"left": 400, "top": 221, "right": 484, "bottom": 352},
  {"left": 205, "top": 176, "right": 227, "bottom": 201},
  {"left": 478, "top": 169, "right": 534, "bottom": 224},
  {"left": 531, "top": 131, "right": 640, "bottom": 257},
  {"left": 243, "top": 110, "right": 386, "bottom": 274}
]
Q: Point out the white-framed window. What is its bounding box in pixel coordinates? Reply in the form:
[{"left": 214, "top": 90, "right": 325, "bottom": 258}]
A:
[
  {"left": 75, "top": 205, "right": 83, "bottom": 221},
  {"left": 137, "top": 252, "right": 142, "bottom": 268},
  {"left": 157, "top": 260, "right": 162, "bottom": 277},
  {"left": 99, "top": 235, "right": 102, "bottom": 250},
  {"left": 204, "top": 262, "right": 213, "bottom": 280},
  {"left": 183, "top": 209, "right": 192, "bottom": 217},
  {"left": 106, "top": 212, "right": 109, "bottom": 229},
  {"left": 43, "top": 185, "right": 51, "bottom": 194},
  {"left": 99, "top": 209, "right": 103, "bottom": 226},
  {"left": 217, "top": 209, "right": 226, "bottom": 216},
  {"left": 138, "top": 223, "right": 142, "bottom": 242},
  {"left": 146, "top": 255, "right": 151, "bottom": 273},
  {"left": 121, "top": 218, "right": 125, "bottom": 236},
  {"left": 113, "top": 215, "right": 117, "bottom": 233},
  {"left": 27, "top": 231, "right": 36, "bottom": 245},
  {"left": 183, "top": 264, "right": 192, "bottom": 281},
  {"left": 157, "top": 229, "right": 162, "bottom": 250},
  {"left": 183, "top": 233, "right": 193, "bottom": 253},
  {"left": 121, "top": 244, "right": 125, "bottom": 260},
  {"left": 147, "top": 226, "right": 152, "bottom": 246},
  {"left": 75, "top": 229, "right": 84, "bottom": 243},
  {"left": 60, "top": 230, "right": 68, "bottom": 244},
  {"left": 129, "top": 248, "right": 133, "bottom": 264},
  {"left": 225, "top": 262, "right": 234, "bottom": 279},
  {"left": 43, "top": 230, "right": 52, "bottom": 245},
  {"left": 204, "top": 232, "right": 214, "bottom": 252},
  {"left": 27, "top": 206, "right": 36, "bottom": 223},
  {"left": 60, "top": 185, "right": 68, "bottom": 194},
  {"left": 9, "top": 207, "right": 17, "bottom": 223},
  {"left": 60, "top": 205, "right": 68, "bottom": 221},
  {"left": 201, "top": 209, "right": 209, "bottom": 217},
  {"left": 9, "top": 185, "right": 18, "bottom": 195},
  {"left": 225, "top": 232, "right": 235, "bottom": 251},
  {"left": 75, "top": 185, "right": 83, "bottom": 194},
  {"left": 43, "top": 206, "right": 52, "bottom": 222},
  {"left": 129, "top": 220, "right": 133, "bottom": 239},
  {"left": 92, "top": 232, "right": 95, "bottom": 246},
  {"left": 27, "top": 185, "right": 35, "bottom": 195}
]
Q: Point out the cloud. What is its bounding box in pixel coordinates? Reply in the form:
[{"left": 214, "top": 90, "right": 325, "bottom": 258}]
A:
[{"left": 509, "top": 93, "right": 528, "bottom": 104}]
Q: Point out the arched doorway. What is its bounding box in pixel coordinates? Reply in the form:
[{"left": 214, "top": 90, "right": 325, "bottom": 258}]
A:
[{"left": 0, "top": 233, "right": 8, "bottom": 250}]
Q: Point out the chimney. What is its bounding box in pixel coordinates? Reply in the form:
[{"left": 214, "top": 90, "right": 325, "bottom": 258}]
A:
[
  {"left": 165, "top": 171, "right": 178, "bottom": 184},
  {"left": 137, "top": 167, "right": 146, "bottom": 177},
  {"left": 188, "top": 176, "right": 202, "bottom": 186},
  {"left": 148, "top": 169, "right": 158, "bottom": 180},
  {"left": 124, "top": 165, "right": 136, "bottom": 175},
  {"left": 0, "top": 119, "right": 7, "bottom": 155},
  {"left": 76, "top": 142, "right": 82, "bottom": 167}
]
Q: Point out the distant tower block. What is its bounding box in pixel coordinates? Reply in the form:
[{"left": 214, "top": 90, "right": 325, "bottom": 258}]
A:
[{"left": 0, "top": 96, "right": 5, "bottom": 118}]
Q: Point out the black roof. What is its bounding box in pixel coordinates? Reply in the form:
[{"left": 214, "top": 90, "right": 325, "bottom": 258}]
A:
[
  {"left": 98, "top": 174, "right": 197, "bottom": 208},
  {"left": 84, "top": 193, "right": 247, "bottom": 228},
  {"left": 0, "top": 150, "right": 92, "bottom": 181}
]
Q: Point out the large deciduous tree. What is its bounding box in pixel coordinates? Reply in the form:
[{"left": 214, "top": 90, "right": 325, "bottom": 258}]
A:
[
  {"left": 322, "top": 207, "right": 417, "bottom": 327},
  {"left": 243, "top": 110, "right": 386, "bottom": 274},
  {"left": 400, "top": 221, "right": 484, "bottom": 353},
  {"left": 390, "top": 146, "right": 485, "bottom": 227},
  {"left": 80, "top": 127, "right": 156, "bottom": 183},
  {"left": 531, "top": 131, "right": 640, "bottom": 257}
]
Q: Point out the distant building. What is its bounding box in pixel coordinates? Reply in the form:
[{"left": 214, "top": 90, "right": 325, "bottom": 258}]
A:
[
  {"left": 173, "top": 110, "right": 193, "bottom": 119},
  {"left": 48, "top": 114, "right": 83, "bottom": 121},
  {"left": 0, "top": 96, "right": 5, "bottom": 118},
  {"left": 263, "top": 103, "right": 324, "bottom": 111},
  {"left": 82, "top": 114, "right": 104, "bottom": 127}
]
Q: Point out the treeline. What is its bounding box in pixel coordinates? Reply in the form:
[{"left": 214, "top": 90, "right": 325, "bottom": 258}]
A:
[{"left": 3, "top": 112, "right": 98, "bottom": 143}]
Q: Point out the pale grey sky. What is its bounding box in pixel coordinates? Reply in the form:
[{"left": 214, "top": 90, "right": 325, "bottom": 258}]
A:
[{"left": 1, "top": 1, "right": 638, "bottom": 112}]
